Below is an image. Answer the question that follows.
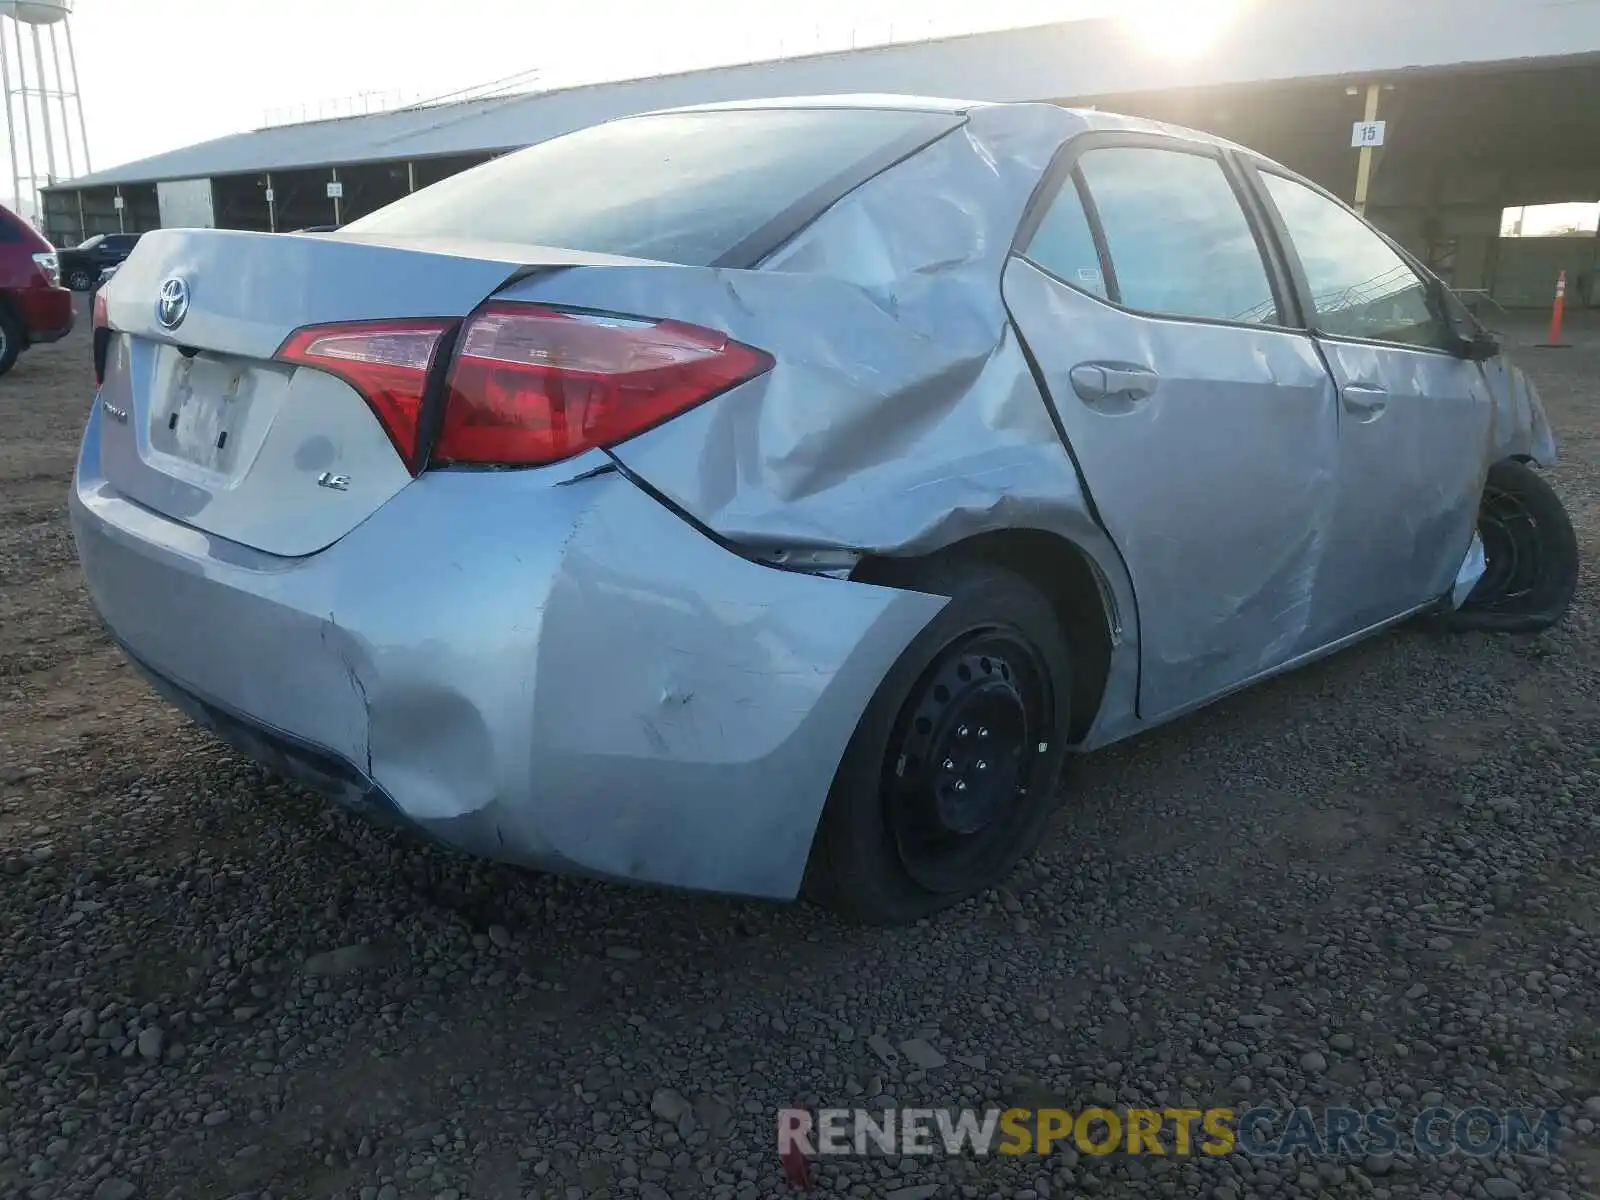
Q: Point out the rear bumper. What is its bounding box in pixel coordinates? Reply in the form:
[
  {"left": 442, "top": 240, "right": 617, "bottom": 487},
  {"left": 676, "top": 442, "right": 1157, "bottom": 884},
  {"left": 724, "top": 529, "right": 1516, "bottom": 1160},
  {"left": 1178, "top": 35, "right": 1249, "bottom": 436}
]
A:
[{"left": 71, "top": 407, "right": 944, "bottom": 899}]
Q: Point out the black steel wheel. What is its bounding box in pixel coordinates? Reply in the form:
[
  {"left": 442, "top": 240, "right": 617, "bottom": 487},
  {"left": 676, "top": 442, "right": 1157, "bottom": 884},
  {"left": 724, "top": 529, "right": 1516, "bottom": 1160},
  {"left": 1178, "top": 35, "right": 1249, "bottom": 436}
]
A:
[
  {"left": 884, "top": 630, "right": 1056, "bottom": 895},
  {"left": 1445, "top": 460, "right": 1577, "bottom": 633},
  {"left": 805, "top": 559, "right": 1072, "bottom": 925}
]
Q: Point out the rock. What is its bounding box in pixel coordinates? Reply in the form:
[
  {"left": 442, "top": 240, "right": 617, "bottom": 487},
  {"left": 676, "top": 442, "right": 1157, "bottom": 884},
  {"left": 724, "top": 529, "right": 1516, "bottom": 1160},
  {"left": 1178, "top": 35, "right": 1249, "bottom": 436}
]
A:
[
  {"left": 302, "top": 944, "right": 382, "bottom": 977},
  {"left": 136, "top": 1027, "right": 164, "bottom": 1060},
  {"left": 884, "top": 1187, "right": 940, "bottom": 1200},
  {"left": 93, "top": 1180, "right": 137, "bottom": 1200},
  {"left": 1299, "top": 1050, "right": 1327, "bottom": 1074},
  {"left": 1329, "top": 1033, "right": 1355, "bottom": 1052},
  {"left": 487, "top": 924, "right": 512, "bottom": 948},
  {"left": 650, "top": 1088, "right": 691, "bottom": 1124},
  {"left": 899, "top": 1038, "right": 947, "bottom": 1070},
  {"left": 1483, "top": 1180, "right": 1522, "bottom": 1199},
  {"left": 1426, "top": 935, "right": 1454, "bottom": 952},
  {"left": 1364, "top": 1153, "right": 1393, "bottom": 1177},
  {"left": 867, "top": 1034, "right": 902, "bottom": 1069},
  {"left": 604, "top": 946, "right": 642, "bottom": 961}
]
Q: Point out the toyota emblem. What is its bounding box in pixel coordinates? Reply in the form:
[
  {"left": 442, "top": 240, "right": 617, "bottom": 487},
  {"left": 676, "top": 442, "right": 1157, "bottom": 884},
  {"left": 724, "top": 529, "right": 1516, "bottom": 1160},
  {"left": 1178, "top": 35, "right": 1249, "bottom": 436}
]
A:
[{"left": 156, "top": 276, "right": 190, "bottom": 330}]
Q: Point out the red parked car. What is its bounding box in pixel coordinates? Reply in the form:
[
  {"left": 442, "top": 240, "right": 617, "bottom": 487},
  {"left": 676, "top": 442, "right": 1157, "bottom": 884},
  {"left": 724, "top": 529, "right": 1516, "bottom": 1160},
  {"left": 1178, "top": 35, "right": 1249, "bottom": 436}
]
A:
[{"left": 0, "top": 202, "right": 74, "bottom": 376}]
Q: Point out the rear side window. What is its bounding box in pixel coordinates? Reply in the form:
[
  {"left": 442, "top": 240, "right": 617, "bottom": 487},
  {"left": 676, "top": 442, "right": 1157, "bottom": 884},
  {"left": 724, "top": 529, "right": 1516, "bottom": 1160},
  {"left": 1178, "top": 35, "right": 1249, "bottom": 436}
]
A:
[
  {"left": 1076, "top": 146, "right": 1280, "bottom": 324},
  {"left": 1022, "top": 176, "right": 1109, "bottom": 300},
  {"left": 1259, "top": 171, "right": 1446, "bottom": 348},
  {"left": 346, "top": 108, "right": 963, "bottom": 267}
]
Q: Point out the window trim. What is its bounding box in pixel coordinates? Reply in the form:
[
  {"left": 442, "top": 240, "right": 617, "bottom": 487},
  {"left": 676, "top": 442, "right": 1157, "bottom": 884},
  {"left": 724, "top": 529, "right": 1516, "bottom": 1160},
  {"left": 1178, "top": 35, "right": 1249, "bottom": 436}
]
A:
[
  {"left": 1010, "top": 130, "right": 1303, "bottom": 334},
  {"left": 1236, "top": 155, "right": 1459, "bottom": 358}
]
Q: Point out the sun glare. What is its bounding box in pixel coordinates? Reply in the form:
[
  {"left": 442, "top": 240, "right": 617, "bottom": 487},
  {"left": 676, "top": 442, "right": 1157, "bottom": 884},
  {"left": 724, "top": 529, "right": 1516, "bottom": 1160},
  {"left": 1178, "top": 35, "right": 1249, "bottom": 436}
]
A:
[{"left": 1120, "top": 0, "right": 1245, "bottom": 59}]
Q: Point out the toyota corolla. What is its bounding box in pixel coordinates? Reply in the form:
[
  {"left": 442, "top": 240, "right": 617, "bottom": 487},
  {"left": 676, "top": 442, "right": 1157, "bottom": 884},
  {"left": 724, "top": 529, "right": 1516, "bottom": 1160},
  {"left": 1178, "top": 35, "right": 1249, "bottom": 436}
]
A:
[{"left": 74, "top": 97, "right": 1577, "bottom": 924}]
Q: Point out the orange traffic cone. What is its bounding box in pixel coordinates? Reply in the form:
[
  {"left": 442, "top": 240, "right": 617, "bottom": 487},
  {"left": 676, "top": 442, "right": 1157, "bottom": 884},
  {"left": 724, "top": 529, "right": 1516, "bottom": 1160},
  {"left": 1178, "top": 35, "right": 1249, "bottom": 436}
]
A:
[{"left": 1537, "top": 270, "right": 1570, "bottom": 348}]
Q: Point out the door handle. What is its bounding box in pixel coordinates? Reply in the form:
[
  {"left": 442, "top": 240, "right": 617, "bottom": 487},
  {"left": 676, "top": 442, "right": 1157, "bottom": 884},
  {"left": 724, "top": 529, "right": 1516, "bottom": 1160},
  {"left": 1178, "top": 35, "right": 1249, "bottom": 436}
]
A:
[
  {"left": 1070, "top": 362, "right": 1160, "bottom": 405},
  {"left": 1339, "top": 385, "right": 1388, "bottom": 421}
]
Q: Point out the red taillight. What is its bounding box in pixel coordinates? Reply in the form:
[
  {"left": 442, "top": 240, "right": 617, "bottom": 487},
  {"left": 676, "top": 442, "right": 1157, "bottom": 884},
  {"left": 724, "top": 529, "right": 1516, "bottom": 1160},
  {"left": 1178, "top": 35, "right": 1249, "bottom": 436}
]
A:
[
  {"left": 277, "top": 320, "right": 454, "bottom": 464},
  {"left": 92, "top": 289, "right": 110, "bottom": 385},
  {"left": 434, "top": 304, "right": 773, "bottom": 468}
]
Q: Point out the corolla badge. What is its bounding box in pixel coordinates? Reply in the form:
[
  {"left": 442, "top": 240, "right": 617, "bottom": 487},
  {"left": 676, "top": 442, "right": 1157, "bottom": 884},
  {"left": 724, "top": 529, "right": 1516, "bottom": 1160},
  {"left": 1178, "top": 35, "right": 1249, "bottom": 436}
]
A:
[{"left": 156, "top": 276, "right": 190, "bottom": 330}]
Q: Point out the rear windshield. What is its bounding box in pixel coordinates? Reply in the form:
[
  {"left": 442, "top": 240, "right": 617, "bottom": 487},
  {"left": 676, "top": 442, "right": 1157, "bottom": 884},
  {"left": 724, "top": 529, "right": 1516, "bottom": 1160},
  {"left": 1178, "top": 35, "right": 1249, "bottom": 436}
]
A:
[{"left": 344, "top": 107, "right": 963, "bottom": 266}]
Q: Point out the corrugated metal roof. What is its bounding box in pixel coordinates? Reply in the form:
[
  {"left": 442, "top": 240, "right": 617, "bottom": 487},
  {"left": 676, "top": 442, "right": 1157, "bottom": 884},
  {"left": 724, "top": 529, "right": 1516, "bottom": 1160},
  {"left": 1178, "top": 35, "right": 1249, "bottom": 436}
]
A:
[{"left": 51, "top": 0, "right": 1600, "bottom": 190}]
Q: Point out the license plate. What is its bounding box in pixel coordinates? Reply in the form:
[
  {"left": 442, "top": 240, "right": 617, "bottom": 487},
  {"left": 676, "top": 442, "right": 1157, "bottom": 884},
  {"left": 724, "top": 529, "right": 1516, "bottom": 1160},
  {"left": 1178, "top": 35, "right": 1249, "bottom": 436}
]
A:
[{"left": 150, "top": 354, "right": 253, "bottom": 474}]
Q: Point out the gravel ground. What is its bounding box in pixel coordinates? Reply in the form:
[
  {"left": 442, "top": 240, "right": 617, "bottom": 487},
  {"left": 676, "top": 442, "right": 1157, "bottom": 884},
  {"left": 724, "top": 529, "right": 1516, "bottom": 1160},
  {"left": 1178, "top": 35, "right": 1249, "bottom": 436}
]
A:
[{"left": 2, "top": 300, "right": 1598, "bottom": 1200}]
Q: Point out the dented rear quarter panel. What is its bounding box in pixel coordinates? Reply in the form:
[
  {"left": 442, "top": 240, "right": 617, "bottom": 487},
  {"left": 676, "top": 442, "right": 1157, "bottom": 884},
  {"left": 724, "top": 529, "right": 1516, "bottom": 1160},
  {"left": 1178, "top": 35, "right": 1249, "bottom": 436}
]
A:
[{"left": 497, "top": 105, "right": 1143, "bottom": 746}]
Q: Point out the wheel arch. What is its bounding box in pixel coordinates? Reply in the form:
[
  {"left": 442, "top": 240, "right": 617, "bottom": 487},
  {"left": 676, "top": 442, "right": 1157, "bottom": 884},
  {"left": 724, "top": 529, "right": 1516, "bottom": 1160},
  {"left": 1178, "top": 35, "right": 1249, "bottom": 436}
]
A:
[
  {"left": 0, "top": 289, "right": 24, "bottom": 334},
  {"left": 852, "top": 526, "right": 1124, "bottom": 744}
]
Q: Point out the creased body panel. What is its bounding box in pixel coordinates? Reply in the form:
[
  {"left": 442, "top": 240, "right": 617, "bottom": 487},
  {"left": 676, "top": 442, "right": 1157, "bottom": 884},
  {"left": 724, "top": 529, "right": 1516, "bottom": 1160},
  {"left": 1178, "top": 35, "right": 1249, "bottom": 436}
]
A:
[
  {"left": 494, "top": 104, "right": 1089, "bottom": 555},
  {"left": 1313, "top": 340, "right": 1492, "bottom": 638},
  {"left": 484, "top": 106, "right": 1143, "bottom": 745},
  {"left": 1480, "top": 356, "right": 1559, "bottom": 468},
  {"left": 1005, "top": 259, "right": 1341, "bottom": 721},
  {"left": 73, "top": 404, "right": 944, "bottom": 899}
]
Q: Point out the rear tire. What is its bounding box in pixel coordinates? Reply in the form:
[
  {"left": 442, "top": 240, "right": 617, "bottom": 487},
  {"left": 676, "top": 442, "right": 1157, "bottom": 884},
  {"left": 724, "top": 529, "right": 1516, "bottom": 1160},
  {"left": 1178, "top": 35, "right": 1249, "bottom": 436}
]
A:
[
  {"left": 0, "top": 308, "right": 21, "bottom": 377},
  {"left": 1443, "top": 460, "right": 1578, "bottom": 633},
  {"left": 804, "top": 559, "right": 1072, "bottom": 925},
  {"left": 66, "top": 268, "right": 94, "bottom": 292}
]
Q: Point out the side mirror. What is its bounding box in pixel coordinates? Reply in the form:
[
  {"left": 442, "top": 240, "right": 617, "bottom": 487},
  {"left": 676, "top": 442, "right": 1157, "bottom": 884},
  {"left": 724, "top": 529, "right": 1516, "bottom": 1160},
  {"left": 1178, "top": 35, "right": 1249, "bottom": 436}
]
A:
[{"left": 1458, "top": 328, "right": 1501, "bottom": 362}]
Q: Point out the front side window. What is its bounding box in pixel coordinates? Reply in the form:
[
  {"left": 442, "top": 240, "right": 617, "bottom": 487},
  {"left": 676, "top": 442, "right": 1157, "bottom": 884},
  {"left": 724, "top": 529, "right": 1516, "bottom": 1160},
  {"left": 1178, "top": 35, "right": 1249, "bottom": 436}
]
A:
[
  {"left": 1260, "top": 171, "right": 1446, "bottom": 348},
  {"left": 1076, "top": 146, "right": 1280, "bottom": 324}
]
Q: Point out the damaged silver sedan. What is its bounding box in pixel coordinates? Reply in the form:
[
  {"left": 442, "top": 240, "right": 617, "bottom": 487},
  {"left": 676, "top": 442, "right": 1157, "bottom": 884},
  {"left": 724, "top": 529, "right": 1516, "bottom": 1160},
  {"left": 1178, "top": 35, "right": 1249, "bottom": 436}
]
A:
[{"left": 74, "top": 97, "right": 1578, "bottom": 924}]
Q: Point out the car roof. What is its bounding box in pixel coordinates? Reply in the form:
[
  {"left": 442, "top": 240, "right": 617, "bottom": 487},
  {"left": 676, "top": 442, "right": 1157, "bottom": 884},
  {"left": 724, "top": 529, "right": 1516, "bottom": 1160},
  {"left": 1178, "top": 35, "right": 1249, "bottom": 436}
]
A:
[
  {"left": 636, "top": 94, "right": 1256, "bottom": 157},
  {"left": 645, "top": 94, "right": 981, "bottom": 118}
]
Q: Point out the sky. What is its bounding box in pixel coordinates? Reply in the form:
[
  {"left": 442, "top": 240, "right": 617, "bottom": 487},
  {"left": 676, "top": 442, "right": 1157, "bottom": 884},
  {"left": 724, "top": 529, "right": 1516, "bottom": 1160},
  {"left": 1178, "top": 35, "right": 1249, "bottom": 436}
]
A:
[
  {"left": 62, "top": 0, "right": 1121, "bottom": 172},
  {"left": 0, "top": 0, "right": 1263, "bottom": 218}
]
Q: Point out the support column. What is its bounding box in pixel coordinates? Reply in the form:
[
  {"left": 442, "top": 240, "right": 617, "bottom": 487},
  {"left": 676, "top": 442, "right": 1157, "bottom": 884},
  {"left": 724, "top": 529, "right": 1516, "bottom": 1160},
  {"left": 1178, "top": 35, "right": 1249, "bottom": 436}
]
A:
[
  {"left": 1353, "top": 82, "right": 1381, "bottom": 217},
  {"left": 330, "top": 166, "right": 341, "bottom": 226},
  {"left": 63, "top": 21, "right": 90, "bottom": 173},
  {"left": 265, "top": 172, "right": 276, "bottom": 233},
  {"left": 0, "top": 30, "right": 18, "bottom": 218},
  {"left": 407, "top": 160, "right": 416, "bottom": 194}
]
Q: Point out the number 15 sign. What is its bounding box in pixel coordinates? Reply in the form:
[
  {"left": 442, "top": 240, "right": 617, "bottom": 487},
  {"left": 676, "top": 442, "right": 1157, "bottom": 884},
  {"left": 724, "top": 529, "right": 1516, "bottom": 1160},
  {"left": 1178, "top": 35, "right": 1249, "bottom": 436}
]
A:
[{"left": 1352, "top": 120, "right": 1387, "bottom": 148}]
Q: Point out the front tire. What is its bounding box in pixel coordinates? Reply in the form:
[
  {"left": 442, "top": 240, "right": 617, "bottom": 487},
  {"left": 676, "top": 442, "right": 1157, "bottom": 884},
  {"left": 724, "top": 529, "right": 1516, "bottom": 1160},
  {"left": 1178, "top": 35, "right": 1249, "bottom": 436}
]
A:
[
  {"left": 66, "top": 267, "right": 94, "bottom": 291},
  {"left": 804, "top": 559, "right": 1072, "bottom": 925},
  {"left": 0, "top": 308, "right": 21, "bottom": 377},
  {"left": 1444, "top": 460, "right": 1578, "bottom": 633}
]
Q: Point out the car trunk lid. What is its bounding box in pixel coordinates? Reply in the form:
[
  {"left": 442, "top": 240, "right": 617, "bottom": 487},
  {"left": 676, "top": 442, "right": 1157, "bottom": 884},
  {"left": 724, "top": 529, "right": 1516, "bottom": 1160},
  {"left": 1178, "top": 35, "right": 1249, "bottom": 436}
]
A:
[{"left": 94, "top": 228, "right": 642, "bottom": 558}]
